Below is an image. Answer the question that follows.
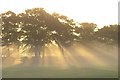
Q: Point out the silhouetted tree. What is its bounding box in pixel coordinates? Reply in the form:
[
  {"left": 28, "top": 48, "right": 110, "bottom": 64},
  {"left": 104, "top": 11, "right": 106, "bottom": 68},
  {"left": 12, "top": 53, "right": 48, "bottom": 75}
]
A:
[
  {"left": 52, "top": 13, "right": 78, "bottom": 54},
  {"left": 16, "top": 8, "right": 75, "bottom": 64},
  {"left": 95, "top": 24, "right": 118, "bottom": 44},
  {"left": 74, "top": 22, "right": 97, "bottom": 43},
  {"left": 1, "top": 8, "right": 118, "bottom": 65},
  {"left": 1, "top": 11, "right": 21, "bottom": 59}
]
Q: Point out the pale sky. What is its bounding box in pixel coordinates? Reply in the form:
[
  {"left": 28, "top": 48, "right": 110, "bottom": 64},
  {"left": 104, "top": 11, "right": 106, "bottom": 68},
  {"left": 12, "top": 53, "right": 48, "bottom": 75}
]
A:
[{"left": 0, "top": 0, "right": 119, "bottom": 28}]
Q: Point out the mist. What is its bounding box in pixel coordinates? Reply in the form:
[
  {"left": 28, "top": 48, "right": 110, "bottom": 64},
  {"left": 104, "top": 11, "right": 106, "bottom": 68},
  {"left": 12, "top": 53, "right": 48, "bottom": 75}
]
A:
[{"left": 2, "top": 41, "right": 118, "bottom": 78}]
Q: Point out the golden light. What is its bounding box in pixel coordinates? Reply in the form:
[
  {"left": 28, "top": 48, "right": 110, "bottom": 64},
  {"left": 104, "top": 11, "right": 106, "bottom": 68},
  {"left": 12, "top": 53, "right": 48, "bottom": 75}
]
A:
[
  {"left": 0, "top": 0, "right": 118, "bottom": 28},
  {"left": 72, "top": 43, "right": 108, "bottom": 67}
]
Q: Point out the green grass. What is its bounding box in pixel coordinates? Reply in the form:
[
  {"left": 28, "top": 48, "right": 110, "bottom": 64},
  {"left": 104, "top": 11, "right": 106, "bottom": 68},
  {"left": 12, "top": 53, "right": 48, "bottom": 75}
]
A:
[{"left": 2, "top": 65, "right": 118, "bottom": 78}]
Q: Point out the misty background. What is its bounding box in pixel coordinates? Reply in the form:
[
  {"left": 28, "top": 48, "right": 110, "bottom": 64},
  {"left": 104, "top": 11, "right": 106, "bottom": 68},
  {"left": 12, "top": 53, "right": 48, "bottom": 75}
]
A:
[{"left": 0, "top": 8, "right": 119, "bottom": 78}]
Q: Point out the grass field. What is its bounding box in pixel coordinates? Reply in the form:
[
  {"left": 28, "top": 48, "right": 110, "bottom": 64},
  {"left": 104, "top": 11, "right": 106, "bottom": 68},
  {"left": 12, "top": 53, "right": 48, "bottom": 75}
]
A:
[{"left": 2, "top": 65, "right": 118, "bottom": 78}]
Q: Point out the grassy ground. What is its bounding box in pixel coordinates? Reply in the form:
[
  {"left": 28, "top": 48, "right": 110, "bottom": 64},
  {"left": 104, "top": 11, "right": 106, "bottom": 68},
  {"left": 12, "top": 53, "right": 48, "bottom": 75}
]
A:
[{"left": 2, "top": 65, "right": 118, "bottom": 78}]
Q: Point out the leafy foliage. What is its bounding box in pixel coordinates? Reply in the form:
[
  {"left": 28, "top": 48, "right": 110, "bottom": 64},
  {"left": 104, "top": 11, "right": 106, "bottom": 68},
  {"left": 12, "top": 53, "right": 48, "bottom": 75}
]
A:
[{"left": 1, "top": 8, "right": 118, "bottom": 59}]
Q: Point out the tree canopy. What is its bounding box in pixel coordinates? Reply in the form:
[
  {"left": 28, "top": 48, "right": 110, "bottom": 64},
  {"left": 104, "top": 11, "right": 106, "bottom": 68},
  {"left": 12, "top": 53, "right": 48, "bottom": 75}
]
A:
[{"left": 1, "top": 8, "right": 118, "bottom": 59}]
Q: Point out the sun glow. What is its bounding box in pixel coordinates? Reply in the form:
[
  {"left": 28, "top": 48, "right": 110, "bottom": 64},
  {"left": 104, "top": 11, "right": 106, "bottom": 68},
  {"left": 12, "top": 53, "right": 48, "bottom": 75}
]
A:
[{"left": 0, "top": 0, "right": 118, "bottom": 28}]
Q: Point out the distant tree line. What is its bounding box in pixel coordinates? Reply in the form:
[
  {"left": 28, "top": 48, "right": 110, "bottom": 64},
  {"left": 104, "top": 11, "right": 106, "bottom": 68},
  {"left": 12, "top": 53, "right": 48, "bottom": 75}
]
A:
[{"left": 0, "top": 8, "right": 119, "bottom": 60}]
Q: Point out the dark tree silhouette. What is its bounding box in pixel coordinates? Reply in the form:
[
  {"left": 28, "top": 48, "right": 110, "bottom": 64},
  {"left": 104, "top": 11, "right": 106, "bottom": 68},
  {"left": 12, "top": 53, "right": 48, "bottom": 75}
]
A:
[
  {"left": 52, "top": 13, "right": 78, "bottom": 54},
  {"left": 1, "top": 8, "right": 118, "bottom": 65},
  {"left": 1, "top": 11, "right": 21, "bottom": 59},
  {"left": 95, "top": 24, "right": 118, "bottom": 44},
  {"left": 74, "top": 22, "right": 97, "bottom": 43},
  {"left": 15, "top": 8, "right": 75, "bottom": 64}
]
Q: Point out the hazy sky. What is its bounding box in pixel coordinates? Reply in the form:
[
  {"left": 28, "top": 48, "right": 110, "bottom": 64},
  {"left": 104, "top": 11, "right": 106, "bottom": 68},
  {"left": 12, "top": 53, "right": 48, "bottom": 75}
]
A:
[{"left": 0, "top": 0, "right": 119, "bottom": 28}]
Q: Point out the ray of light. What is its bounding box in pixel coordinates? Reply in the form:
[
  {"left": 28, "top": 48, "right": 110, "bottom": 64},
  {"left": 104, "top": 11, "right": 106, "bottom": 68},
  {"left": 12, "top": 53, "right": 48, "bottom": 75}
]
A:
[
  {"left": 84, "top": 42, "right": 118, "bottom": 59},
  {"left": 72, "top": 43, "right": 108, "bottom": 67},
  {"left": 40, "top": 44, "right": 69, "bottom": 69}
]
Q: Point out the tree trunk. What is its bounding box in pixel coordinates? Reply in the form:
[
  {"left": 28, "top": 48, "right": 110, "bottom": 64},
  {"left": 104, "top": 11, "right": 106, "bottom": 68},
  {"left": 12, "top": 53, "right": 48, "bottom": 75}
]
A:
[
  {"left": 41, "top": 46, "right": 45, "bottom": 65},
  {"left": 56, "top": 41, "right": 64, "bottom": 55},
  {"left": 33, "top": 47, "right": 41, "bottom": 65}
]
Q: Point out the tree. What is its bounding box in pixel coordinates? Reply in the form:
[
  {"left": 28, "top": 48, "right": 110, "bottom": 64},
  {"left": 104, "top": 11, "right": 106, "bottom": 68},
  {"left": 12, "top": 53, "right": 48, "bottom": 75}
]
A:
[
  {"left": 2, "top": 8, "right": 117, "bottom": 65},
  {"left": 1, "top": 11, "right": 21, "bottom": 59},
  {"left": 95, "top": 24, "right": 118, "bottom": 44},
  {"left": 16, "top": 8, "right": 76, "bottom": 64},
  {"left": 74, "top": 22, "right": 97, "bottom": 43},
  {"left": 52, "top": 13, "right": 78, "bottom": 54}
]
